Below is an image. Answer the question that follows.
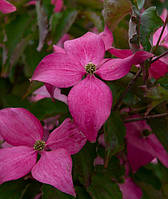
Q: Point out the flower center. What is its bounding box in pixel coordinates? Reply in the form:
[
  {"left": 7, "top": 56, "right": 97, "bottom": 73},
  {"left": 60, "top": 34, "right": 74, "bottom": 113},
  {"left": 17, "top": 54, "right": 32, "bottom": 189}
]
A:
[
  {"left": 34, "top": 140, "right": 46, "bottom": 151},
  {"left": 85, "top": 62, "right": 96, "bottom": 74}
]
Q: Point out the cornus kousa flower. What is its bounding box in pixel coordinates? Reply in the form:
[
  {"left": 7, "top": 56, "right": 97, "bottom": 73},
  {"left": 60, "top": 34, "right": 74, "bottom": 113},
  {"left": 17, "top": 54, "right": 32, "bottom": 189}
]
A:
[
  {"left": 0, "top": 0, "right": 16, "bottom": 13},
  {"left": 0, "top": 108, "right": 86, "bottom": 196},
  {"left": 32, "top": 32, "right": 152, "bottom": 142}
]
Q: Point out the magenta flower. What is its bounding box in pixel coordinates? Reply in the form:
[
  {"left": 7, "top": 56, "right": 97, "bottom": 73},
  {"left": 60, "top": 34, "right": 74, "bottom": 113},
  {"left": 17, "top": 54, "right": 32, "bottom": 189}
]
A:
[
  {"left": 125, "top": 117, "right": 168, "bottom": 172},
  {"left": 0, "top": 108, "right": 86, "bottom": 196},
  {"left": 0, "top": 0, "right": 16, "bottom": 14},
  {"left": 32, "top": 32, "right": 151, "bottom": 142}
]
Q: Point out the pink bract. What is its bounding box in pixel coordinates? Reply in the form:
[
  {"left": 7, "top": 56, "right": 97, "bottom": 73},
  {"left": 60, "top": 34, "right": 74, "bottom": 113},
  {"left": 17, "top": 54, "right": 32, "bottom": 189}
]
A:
[
  {"left": 32, "top": 32, "right": 152, "bottom": 142},
  {"left": 0, "top": 0, "right": 16, "bottom": 14},
  {"left": 51, "top": 0, "right": 63, "bottom": 13},
  {"left": 109, "top": 47, "right": 168, "bottom": 79},
  {"left": 0, "top": 108, "right": 86, "bottom": 196},
  {"left": 125, "top": 117, "right": 168, "bottom": 172},
  {"left": 153, "top": 9, "right": 168, "bottom": 48},
  {"left": 119, "top": 177, "right": 142, "bottom": 199},
  {"left": 32, "top": 84, "right": 68, "bottom": 104}
]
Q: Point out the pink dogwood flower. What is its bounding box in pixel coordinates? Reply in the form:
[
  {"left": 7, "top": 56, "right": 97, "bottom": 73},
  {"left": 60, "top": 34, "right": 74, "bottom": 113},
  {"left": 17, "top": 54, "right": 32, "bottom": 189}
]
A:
[
  {"left": 0, "top": 108, "right": 86, "bottom": 196},
  {"left": 32, "top": 32, "right": 151, "bottom": 142},
  {"left": 0, "top": 0, "right": 16, "bottom": 13},
  {"left": 125, "top": 117, "right": 168, "bottom": 172}
]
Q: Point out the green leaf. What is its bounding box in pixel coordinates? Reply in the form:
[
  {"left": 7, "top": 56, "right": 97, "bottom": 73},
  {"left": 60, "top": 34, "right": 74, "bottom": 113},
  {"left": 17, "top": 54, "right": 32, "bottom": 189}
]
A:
[
  {"left": 52, "top": 9, "right": 78, "bottom": 44},
  {"left": 134, "top": 167, "right": 163, "bottom": 199},
  {"left": 134, "top": 167, "right": 161, "bottom": 190},
  {"left": 83, "top": 11, "right": 103, "bottom": 31},
  {"left": 2, "top": 94, "right": 31, "bottom": 109},
  {"left": 73, "top": 142, "right": 96, "bottom": 186},
  {"left": 141, "top": 184, "right": 163, "bottom": 199},
  {"left": 103, "top": 0, "right": 131, "bottom": 31},
  {"left": 23, "top": 41, "right": 48, "bottom": 78},
  {"left": 42, "top": 0, "right": 54, "bottom": 18},
  {"left": 22, "top": 81, "right": 44, "bottom": 99},
  {"left": 88, "top": 170, "right": 122, "bottom": 199},
  {"left": 140, "top": 6, "right": 163, "bottom": 51},
  {"left": 76, "top": 0, "right": 103, "bottom": 10},
  {"left": 75, "top": 186, "right": 92, "bottom": 199},
  {"left": 137, "top": 0, "right": 145, "bottom": 10},
  {"left": 5, "top": 14, "right": 31, "bottom": 58},
  {"left": 21, "top": 181, "right": 41, "bottom": 199},
  {"left": 0, "top": 179, "right": 29, "bottom": 199},
  {"left": 50, "top": 12, "right": 63, "bottom": 37},
  {"left": 42, "top": 184, "right": 74, "bottom": 199},
  {"left": 95, "top": 156, "right": 125, "bottom": 182},
  {"left": 30, "top": 98, "right": 68, "bottom": 120},
  {"left": 104, "top": 111, "right": 126, "bottom": 156},
  {"left": 9, "top": 36, "right": 31, "bottom": 68},
  {"left": 42, "top": 185, "right": 91, "bottom": 199},
  {"left": 157, "top": 73, "right": 168, "bottom": 90}
]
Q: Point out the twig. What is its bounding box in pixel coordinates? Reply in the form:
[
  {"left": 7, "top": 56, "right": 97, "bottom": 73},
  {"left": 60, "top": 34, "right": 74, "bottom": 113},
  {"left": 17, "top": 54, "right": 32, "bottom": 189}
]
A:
[
  {"left": 151, "top": 50, "right": 168, "bottom": 63},
  {"left": 113, "top": 68, "right": 142, "bottom": 110},
  {"left": 124, "top": 112, "right": 168, "bottom": 123}
]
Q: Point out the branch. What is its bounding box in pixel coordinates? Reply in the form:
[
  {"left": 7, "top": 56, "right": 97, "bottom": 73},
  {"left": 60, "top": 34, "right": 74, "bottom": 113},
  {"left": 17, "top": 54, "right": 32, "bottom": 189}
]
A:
[
  {"left": 124, "top": 112, "right": 168, "bottom": 123},
  {"left": 151, "top": 50, "right": 168, "bottom": 63}
]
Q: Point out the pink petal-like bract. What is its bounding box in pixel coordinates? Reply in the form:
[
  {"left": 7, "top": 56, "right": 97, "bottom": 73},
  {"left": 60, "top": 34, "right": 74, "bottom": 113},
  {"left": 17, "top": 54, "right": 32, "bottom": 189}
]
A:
[
  {"left": 46, "top": 118, "right": 87, "bottom": 154},
  {"left": 53, "top": 34, "right": 70, "bottom": 53},
  {"left": 68, "top": 75, "right": 112, "bottom": 142},
  {"left": 64, "top": 32, "right": 105, "bottom": 66},
  {"left": 119, "top": 177, "right": 142, "bottom": 199},
  {"left": 0, "top": 146, "right": 37, "bottom": 184},
  {"left": 0, "top": 0, "right": 16, "bottom": 14},
  {"left": 31, "top": 150, "right": 76, "bottom": 196},
  {"left": 32, "top": 53, "right": 85, "bottom": 88},
  {"left": 149, "top": 59, "right": 168, "bottom": 79},
  {"left": 109, "top": 47, "right": 132, "bottom": 58},
  {"left": 99, "top": 26, "right": 113, "bottom": 50},
  {"left": 125, "top": 118, "right": 168, "bottom": 170},
  {"left": 34, "top": 84, "right": 68, "bottom": 104},
  {"left": 57, "top": 34, "right": 70, "bottom": 47},
  {"left": 51, "top": 0, "right": 63, "bottom": 13},
  {"left": 0, "top": 108, "right": 43, "bottom": 147},
  {"left": 109, "top": 47, "right": 168, "bottom": 79},
  {"left": 127, "top": 142, "right": 154, "bottom": 172},
  {"left": 96, "top": 51, "right": 152, "bottom": 81},
  {"left": 53, "top": 45, "right": 66, "bottom": 54},
  {"left": 153, "top": 9, "right": 168, "bottom": 48}
]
